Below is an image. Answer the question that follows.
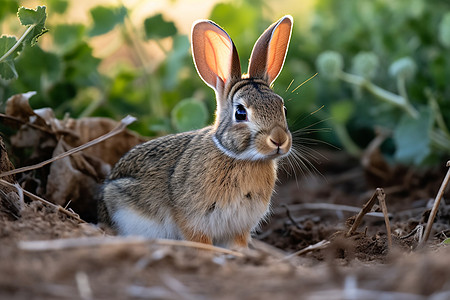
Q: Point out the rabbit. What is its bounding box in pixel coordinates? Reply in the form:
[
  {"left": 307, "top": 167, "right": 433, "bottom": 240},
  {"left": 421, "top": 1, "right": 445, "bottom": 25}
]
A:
[{"left": 98, "top": 15, "right": 293, "bottom": 249}]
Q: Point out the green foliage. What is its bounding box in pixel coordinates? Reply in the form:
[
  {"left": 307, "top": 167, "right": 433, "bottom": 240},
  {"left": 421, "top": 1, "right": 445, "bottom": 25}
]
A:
[
  {"left": 144, "top": 14, "right": 177, "bottom": 40},
  {"left": 171, "top": 98, "right": 208, "bottom": 132},
  {"left": 53, "top": 24, "right": 85, "bottom": 52},
  {"left": 0, "top": 5, "right": 48, "bottom": 80},
  {"left": 389, "top": 57, "right": 417, "bottom": 80},
  {"left": 393, "top": 107, "right": 433, "bottom": 165},
  {"left": 88, "top": 5, "right": 127, "bottom": 37},
  {"left": 439, "top": 12, "right": 450, "bottom": 48},
  {"left": 316, "top": 51, "right": 343, "bottom": 81},
  {"left": 311, "top": 0, "right": 450, "bottom": 166},
  {"left": 17, "top": 6, "right": 48, "bottom": 46},
  {"left": 352, "top": 52, "right": 379, "bottom": 80},
  {"left": 1, "top": 0, "right": 449, "bottom": 167},
  {"left": 0, "top": 36, "right": 22, "bottom": 80}
]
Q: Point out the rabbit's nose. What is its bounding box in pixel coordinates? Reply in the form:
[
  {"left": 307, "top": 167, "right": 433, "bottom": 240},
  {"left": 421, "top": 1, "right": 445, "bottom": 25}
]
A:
[
  {"left": 270, "top": 139, "right": 282, "bottom": 147},
  {"left": 268, "top": 127, "right": 289, "bottom": 148}
]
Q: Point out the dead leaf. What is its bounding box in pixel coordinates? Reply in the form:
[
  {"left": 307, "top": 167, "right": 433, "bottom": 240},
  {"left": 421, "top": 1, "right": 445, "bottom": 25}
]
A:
[
  {"left": 4, "top": 92, "right": 145, "bottom": 221},
  {"left": 6, "top": 92, "right": 48, "bottom": 128},
  {"left": 61, "top": 117, "right": 145, "bottom": 166},
  {"left": 46, "top": 139, "right": 109, "bottom": 222}
]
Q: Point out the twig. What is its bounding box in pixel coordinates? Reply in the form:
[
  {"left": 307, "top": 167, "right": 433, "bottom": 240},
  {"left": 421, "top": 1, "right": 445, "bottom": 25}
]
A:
[
  {"left": 346, "top": 189, "right": 382, "bottom": 237},
  {"left": 274, "top": 203, "right": 387, "bottom": 218},
  {"left": 421, "top": 160, "right": 450, "bottom": 244},
  {"left": 18, "top": 236, "right": 244, "bottom": 257},
  {"left": 282, "top": 204, "right": 302, "bottom": 229},
  {"left": 284, "top": 240, "right": 330, "bottom": 260},
  {"left": 0, "top": 113, "right": 55, "bottom": 135},
  {"left": 0, "top": 179, "right": 86, "bottom": 223},
  {"left": 377, "top": 189, "right": 392, "bottom": 249},
  {"left": 400, "top": 225, "right": 424, "bottom": 241},
  {"left": 0, "top": 115, "right": 136, "bottom": 178}
]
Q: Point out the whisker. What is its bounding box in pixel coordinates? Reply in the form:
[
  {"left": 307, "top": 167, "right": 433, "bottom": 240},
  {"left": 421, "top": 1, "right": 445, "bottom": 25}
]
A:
[
  {"left": 291, "top": 73, "right": 318, "bottom": 93},
  {"left": 285, "top": 79, "right": 295, "bottom": 93}
]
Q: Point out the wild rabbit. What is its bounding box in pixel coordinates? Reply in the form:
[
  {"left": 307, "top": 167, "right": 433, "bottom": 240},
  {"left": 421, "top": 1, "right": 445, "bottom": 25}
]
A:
[{"left": 98, "top": 15, "right": 293, "bottom": 248}]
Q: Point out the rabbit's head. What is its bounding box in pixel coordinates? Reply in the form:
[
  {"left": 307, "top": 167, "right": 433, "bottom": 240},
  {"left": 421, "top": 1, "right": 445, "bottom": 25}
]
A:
[{"left": 192, "top": 16, "right": 293, "bottom": 161}]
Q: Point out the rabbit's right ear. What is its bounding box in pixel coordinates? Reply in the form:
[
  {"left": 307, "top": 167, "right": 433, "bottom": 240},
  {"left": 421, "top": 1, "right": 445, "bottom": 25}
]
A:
[{"left": 191, "top": 21, "right": 241, "bottom": 93}]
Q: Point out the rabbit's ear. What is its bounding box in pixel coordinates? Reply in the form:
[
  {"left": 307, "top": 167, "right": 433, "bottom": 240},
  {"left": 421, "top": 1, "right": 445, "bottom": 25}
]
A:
[
  {"left": 248, "top": 15, "right": 293, "bottom": 85},
  {"left": 192, "top": 20, "right": 241, "bottom": 92}
]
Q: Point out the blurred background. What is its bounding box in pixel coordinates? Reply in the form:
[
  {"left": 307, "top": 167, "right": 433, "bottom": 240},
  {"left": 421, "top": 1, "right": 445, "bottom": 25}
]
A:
[{"left": 1, "top": 0, "right": 450, "bottom": 167}]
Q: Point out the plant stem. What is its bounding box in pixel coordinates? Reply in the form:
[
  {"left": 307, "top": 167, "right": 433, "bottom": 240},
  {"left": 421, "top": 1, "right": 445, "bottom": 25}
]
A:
[
  {"left": 0, "top": 24, "right": 35, "bottom": 63},
  {"left": 426, "top": 88, "right": 450, "bottom": 136},
  {"left": 339, "top": 71, "right": 419, "bottom": 118},
  {"left": 333, "top": 122, "right": 362, "bottom": 158}
]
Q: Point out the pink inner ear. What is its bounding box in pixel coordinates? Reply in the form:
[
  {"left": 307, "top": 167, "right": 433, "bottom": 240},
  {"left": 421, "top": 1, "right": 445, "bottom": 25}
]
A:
[
  {"left": 204, "top": 30, "right": 232, "bottom": 84},
  {"left": 266, "top": 22, "right": 291, "bottom": 82}
]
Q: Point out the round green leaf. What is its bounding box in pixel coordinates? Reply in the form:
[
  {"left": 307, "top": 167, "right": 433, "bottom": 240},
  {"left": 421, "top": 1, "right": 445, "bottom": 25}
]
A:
[
  {"left": 388, "top": 57, "right": 417, "bottom": 80},
  {"left": 171, "top": 98, "right": 208, "bottom": 132},
  {"left": 351, "top": 52, "right": 379, "bottom": 80},
  {"left": 316, "top": 51, "right": 343, "bottom": 81}
]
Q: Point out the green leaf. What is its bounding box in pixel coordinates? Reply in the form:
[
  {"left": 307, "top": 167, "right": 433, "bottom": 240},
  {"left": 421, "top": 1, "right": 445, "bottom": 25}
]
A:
[
  {"left": 144, "top": 14, "right": 177, "bottom": 40},
  {"left": 443, "top": 238, "right": 450, "bottom": 245},
  {"left": 393, "top": 107, "right": 433, "bottom": 165},
  {"left": 0, "top": 36, "right": 22, "bottom": 80},
  {"left": 17, "top": 6, "right": 48, "bottom": 46},
  {"left": 63, "top": 42, "right": 100, "bottom": 86},
  {"left": 88, "top": 5, "right": 127, "bottom": 37},
  {"left": 0, "top": 60, "right": 18, "bottom": 80},
  {"left": 171, "top": 98, "right": 208, "bottom": 132},
  {"left": 47, "top": 0, "right": 68, "bottom": 14},
  {"left": 14, "top": 45, "right": 61, "bottom": 89},
  {"left": 53, "top": 24, "right": 85, "bottom": 52}
]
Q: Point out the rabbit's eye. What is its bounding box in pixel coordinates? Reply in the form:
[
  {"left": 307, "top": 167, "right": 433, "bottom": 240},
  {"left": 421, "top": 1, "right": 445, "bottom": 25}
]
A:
[
  {"left": 284, "top": 106, "right": 287, "bottom": 117},
  {"left": 235, "top": 105, "right": 248, "bottom": 122}
]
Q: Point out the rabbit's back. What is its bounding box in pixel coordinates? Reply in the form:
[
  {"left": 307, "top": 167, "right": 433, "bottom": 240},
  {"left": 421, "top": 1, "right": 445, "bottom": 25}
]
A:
[{"left": 99, "top": 128, "right": 207, "bottom": 232}]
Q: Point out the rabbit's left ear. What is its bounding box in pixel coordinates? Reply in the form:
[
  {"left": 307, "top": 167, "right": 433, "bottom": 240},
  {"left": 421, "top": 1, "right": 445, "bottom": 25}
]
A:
[{"left": 248, "top": 15, "right": 293, "bottom": 85}]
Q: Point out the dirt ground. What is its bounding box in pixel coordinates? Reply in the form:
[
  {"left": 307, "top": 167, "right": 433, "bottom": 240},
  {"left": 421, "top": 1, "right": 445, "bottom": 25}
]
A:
[{"left": 1, "top": 148, "right": 450, "bottom": 299}]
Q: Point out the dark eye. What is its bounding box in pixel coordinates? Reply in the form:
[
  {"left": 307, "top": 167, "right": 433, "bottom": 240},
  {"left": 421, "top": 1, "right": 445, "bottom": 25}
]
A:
[
  {"left": 283, "top": 106, "right": 287, "bottom": 117},
  {"left": 235, "top": 105, "right": 248, "bottom": 122}
]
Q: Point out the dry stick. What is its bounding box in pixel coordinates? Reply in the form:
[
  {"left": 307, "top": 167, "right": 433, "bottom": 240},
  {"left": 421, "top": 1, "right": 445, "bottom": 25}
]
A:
[
  {"left": 0, "top": 113, "right": 55, "bottom": 135},
  {"left": 18, "top": 236, "right": 244, "bottom": 257},
  {"left": 282, "top": 204, "right": 302, "bottom": 229},
  {"left": 0, "top": 179, "right": 86, "bottom": 223},
  {"left": 346, "top": 188, "right": 382, "bottom": 237},
  {"left": 0, "top": 115, "right": 137, "bottom": 178},
  {"left": 422, "top": 160, "right": 450, "bottom": 244},
  {"left": 377, "top": 189, "right": 392, "bottom": 249},
  {"left": 273, "top": 202, "right": 386, "bottom": 218},
  {"left": 284, "top": 240, "right": 331, "bottom": 260}
]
